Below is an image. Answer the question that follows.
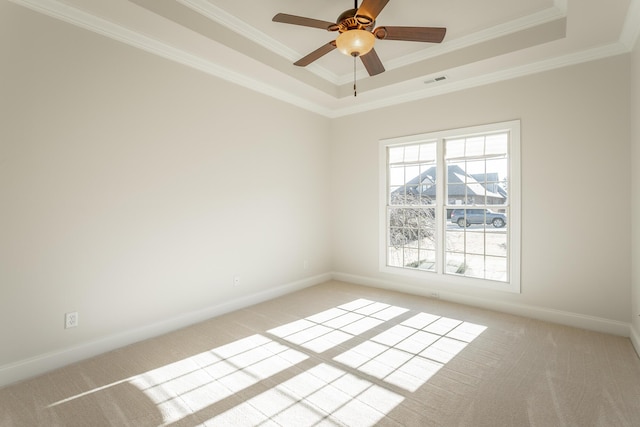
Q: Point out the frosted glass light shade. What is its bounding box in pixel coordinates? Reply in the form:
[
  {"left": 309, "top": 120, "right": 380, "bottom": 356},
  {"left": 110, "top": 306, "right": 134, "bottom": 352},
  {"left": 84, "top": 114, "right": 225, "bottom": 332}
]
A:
[{"left": 336, "top": 30, "right": 375, "bottom": 56}]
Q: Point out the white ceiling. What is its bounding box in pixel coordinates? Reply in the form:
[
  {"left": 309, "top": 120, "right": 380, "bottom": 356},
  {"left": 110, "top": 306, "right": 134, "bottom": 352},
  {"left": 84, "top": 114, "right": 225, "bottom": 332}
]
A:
[{"left": 10, "top": 0, "right": 640, "bottom": 117}]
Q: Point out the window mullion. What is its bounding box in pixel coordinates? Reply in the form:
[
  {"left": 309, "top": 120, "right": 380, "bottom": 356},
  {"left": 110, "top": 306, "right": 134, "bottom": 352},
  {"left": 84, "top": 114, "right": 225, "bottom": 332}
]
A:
[{"left": 436, "top": 137, "right": 445, "bottom": 275}]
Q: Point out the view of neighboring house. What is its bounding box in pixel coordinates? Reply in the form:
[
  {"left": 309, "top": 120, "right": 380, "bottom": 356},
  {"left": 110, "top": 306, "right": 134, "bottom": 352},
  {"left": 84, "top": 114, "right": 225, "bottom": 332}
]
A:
[{"left": 399, "top": 165, "right": 507, "bottom": 206}]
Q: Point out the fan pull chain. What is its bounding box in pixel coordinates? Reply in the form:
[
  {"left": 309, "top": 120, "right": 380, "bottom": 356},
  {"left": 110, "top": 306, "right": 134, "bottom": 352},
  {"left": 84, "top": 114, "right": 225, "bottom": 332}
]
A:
[{"left": 353, "top": 54, "right": 357, "bottom": 97}]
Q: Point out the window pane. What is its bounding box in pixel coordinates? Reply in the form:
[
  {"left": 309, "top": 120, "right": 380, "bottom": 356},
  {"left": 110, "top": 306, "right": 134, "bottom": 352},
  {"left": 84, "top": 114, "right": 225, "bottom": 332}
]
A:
[
  {"left": 485, "top": 256, "right": 508, "bottom": 281},
  {"left": 486, "top": 228, "right": 508, "bottom": 257},
  {"left": 465, "top": 137, "right": 485, "bottom": 157},
  {"left": 487, "top": 159, "right": 508, "bottom": 204},
  {"left": 445, "top": 252, "right": 466, "bottom": 275},
  {"left": 485, "top": 133, "right": 508, "bottom": 155},
  {"left": 404, "top": 145, "right": 420, "bottom": 162},
  {"left": 419, "top": 250, "right": 436, "bottom": 271},
  {"left": 447, "top": 183, "right": 467, "bottom": 205},
  {"left": 406, "top": 185, "right": 419, "bottom": 204},
  {"left": 404, "top": 248, "right": 419, "bottom": 267},
  {"left": 405, "top": 165, "right": 420, "bottom": 183},
  {"left": 388, "top": 247, "right": 403, "bottom": 267},
  {"left": 420, "top": 185, "right": 436, "bottom": 204},
  {"left": 419, "top": 143, "right": 436, "bottom": 161},
  {"left": 445, "top": 139, "right": 465, "bottom": 159},
  {"left": 389, "top": 207, "right": 403, "bottom": 227},
  {"left": 406, "top": 234, "right": 420, "bottom": 248},
  {"left": 404, "top": 208, "right": 420, "bottom": 229},
  {"left": 445, "top": 229, "right": 465, "bottom": 252},
  {"left": 390, "top": 187, "right": 405, "bottom": 205},
  {"left": 389, "top": 228, "right": 406, "bottom": 248},
  {"left": 486, "top": 158, "right": 507, "bottom": 180},
  {"left": 389, "top": 186, "right": 403, "bottom": 205},
  {"left": 419, "top": 228, "right": 436, "bottom": 250},
  {"left": 419, "top": 164, "right": 436, "bottom": 204},
  {"left": 465, "top": 160, "right": 485, "bottom": 176},
  {"left": 389, "top": 166, "right": 405, "bottom": 186},
  {"left": 464, "top": 254, "right": 486, "bottom": 279},
  {"left": 448, "top": 161, "right": 466, "bottom": 180},
  {"left": 389, "top": 147, "right": 404, "bottom": 164},
  {"left": 465, "top": 231, "right": 485, "bottom": 256}
]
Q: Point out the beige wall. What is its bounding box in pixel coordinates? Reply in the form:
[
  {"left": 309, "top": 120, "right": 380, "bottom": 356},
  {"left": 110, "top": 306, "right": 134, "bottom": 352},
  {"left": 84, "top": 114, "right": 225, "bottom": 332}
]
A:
[
  {"left": 632, "top": 37, "right": 640, "bottom": 349},
  {"left": 330, "top": 55, "right": 632, "bottom": 324},
  {"left": 0, "top": 3, "right": 331, "bottom": 369}
]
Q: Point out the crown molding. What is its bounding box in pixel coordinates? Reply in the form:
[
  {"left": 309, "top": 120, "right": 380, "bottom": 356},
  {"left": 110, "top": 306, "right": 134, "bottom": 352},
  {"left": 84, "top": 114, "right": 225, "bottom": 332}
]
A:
[
  {"left": 329, "top": 42, "right": 630, "bottom": 118},
  {"left": 337, "top": 5, "right": 568, "bottom": 85},
  {"left": 7, "top": 0, "right": 639, "bottom": 119},
  {"left": 177, "top": 0, "right": 341, "bottom": 84},
  {"left": 179, "top": 0, "right": 569, "bottom": 87},
  {"left": 9, "top": 0, "right": 334, "bottom": 117}
]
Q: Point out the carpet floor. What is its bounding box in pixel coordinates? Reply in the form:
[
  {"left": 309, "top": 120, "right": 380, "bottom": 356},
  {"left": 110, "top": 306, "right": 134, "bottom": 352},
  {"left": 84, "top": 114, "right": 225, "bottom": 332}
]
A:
[{"left": 1, "top": 280, "right": 640, "bottom": 426}]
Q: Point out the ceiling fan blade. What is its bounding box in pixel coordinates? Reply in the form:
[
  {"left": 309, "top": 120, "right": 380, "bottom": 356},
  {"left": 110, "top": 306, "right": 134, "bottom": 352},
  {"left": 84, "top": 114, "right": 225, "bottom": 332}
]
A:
[
  {"left": 294, "top": 42, "right": 337, "bottom": 67},
  {"left": 272, "top": 13, "right": 335, "bottom": 30},
  {"left": 374, "top": 26, "right": 446, "bottom": 43},
  {"left": 356, "top": 0, "right": 390, "bottom": 23},
  {"left": 360, "top": 48, "right": 385, "bottom": 76}
]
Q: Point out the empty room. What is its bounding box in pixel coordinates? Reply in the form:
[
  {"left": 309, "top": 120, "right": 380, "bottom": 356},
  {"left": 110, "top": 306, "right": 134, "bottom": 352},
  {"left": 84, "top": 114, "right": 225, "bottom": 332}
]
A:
[{"left": 2, "top": 0, "right": 640, "bottom": 425}]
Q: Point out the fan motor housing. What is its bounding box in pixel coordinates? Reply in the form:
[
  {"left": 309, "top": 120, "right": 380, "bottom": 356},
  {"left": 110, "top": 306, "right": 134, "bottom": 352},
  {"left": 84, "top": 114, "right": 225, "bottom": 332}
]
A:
[{"left": 335, "top": 9, "right": 374, "bottom": 32}]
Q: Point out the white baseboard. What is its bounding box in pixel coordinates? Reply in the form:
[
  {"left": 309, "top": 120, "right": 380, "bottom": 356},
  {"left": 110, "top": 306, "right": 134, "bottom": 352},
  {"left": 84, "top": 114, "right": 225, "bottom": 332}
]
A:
[
  {"left": 631, "top": 324, "right": 640, "bottom": 358},
  {"left": 1, "top": 272, "right": 632, "bottom": 388},
  {"left": 0, "top": 273, "right": 331, "bottom": 388},
  {"left": 331, "top": 272, "right": 632, "bottom": 337}
]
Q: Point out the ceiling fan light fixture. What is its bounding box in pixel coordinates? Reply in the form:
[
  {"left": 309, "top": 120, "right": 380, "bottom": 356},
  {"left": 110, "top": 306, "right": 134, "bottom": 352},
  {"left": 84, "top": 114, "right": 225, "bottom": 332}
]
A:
[{"left": 336, "top": 29, "right": 375, "bottom": 57}]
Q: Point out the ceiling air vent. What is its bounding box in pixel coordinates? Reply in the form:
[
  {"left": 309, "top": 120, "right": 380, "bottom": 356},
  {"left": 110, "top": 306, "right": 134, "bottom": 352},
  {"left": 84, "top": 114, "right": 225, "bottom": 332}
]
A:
[{"left": 424, "top": 75, "right": 447, "bottom": 85}]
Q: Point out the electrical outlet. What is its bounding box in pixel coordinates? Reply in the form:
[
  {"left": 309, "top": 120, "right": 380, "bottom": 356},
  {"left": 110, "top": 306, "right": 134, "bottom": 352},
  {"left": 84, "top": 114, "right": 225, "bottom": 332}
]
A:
[
  {"left": 233, "top": 276, "right": 240, "bottom": 286},
  {"left": 65, "top": 312, "right": 78, "bottom": 329},
  {"left": 429, "top": 291, "right": 440, "bottom": 299},
  {"left": 303, "top": 260, "right": 309, "bottom": 270}
]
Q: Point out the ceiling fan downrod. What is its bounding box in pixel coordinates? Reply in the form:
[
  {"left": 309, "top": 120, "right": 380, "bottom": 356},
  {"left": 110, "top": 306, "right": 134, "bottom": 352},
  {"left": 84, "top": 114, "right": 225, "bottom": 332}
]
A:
[{"left": 353, "top": 54, "right": 357, "bottom": 97}]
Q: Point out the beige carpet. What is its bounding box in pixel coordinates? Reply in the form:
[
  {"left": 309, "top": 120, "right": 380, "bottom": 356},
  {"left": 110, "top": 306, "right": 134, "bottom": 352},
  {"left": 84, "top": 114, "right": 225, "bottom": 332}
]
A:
[{"left": 1, "top": 280, "right": 640, "bottom": 426}]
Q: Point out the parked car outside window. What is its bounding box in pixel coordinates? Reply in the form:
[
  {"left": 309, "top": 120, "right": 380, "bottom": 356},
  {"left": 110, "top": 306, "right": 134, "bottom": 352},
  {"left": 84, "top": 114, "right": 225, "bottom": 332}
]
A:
[{"left": 450, "top": 208, "right": 506, "bottom": 228}]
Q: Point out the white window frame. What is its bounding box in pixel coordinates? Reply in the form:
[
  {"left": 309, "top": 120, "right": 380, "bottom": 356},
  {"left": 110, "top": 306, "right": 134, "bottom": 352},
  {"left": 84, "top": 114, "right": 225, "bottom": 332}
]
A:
[{"left": 379, "top": 120, "right": 521, "bottom": 293}]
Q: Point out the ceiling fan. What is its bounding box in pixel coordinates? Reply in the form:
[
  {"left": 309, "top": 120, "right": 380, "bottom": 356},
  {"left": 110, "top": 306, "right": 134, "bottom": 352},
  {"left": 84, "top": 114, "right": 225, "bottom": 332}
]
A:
[{"left": 272, "top": 0, "right": 446, "bottom": 77}]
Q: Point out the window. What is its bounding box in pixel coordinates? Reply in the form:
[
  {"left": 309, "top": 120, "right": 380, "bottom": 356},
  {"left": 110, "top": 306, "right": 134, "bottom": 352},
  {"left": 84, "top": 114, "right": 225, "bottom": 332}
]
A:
[{"left": 379, "top": 121, "right": 520, "bottom": 293}]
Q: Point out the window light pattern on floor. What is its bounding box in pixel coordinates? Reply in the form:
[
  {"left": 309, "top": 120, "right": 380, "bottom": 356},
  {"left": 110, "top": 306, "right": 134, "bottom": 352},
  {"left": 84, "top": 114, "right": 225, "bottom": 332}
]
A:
[
  {"left": 47, "top": 299, "right": 486, "bottom": 426},
  {"left": 334, "top": 312, "right": 487, "bottom": 392},
  {"left": 129, "top": 334, "right": 308, "bottom": 424},
  {"left": 268, "top": 298, "right": 410, "bottom": 353},
  {"left": 207, "top": 363, "right": 403, "bottom": 426}
]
